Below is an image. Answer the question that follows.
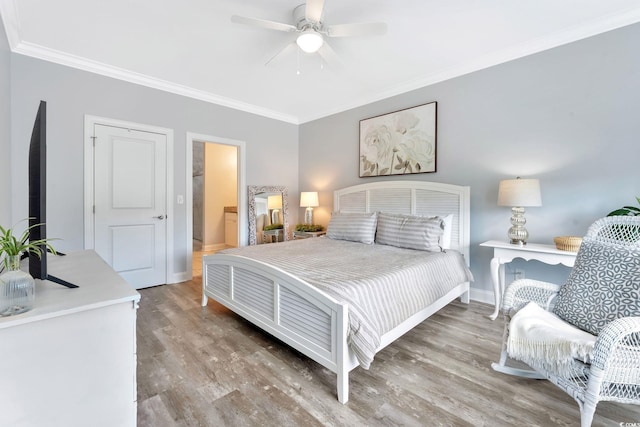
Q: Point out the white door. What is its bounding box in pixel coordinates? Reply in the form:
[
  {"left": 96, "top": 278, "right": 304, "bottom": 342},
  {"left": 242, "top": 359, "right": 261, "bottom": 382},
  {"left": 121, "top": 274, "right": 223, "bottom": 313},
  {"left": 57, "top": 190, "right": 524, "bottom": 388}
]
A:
[{"left": 93, "top": 124, "right": 167, "bottom": 288}]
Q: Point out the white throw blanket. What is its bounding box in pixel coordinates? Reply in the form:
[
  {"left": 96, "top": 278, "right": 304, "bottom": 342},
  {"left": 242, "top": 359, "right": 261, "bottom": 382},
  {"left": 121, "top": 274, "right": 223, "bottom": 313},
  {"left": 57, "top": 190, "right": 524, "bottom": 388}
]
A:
[{"left": 507, "top": 302, "right": 597, "bottom": 377}]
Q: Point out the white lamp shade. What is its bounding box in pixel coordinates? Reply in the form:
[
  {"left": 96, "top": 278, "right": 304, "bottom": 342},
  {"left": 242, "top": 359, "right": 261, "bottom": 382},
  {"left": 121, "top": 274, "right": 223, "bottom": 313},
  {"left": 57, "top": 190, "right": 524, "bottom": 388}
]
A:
[
  {"left": 300, "top": 191, "right": 319, "bottom": 208},
  {"left": 498, "top": 178, "right": 542, "bottom": 207},
  {"left": 267, "top": 195, "right": 282, "bottom": 210},
  {"left": 296, "top": 30, "right": 324, "bottom": 53}
]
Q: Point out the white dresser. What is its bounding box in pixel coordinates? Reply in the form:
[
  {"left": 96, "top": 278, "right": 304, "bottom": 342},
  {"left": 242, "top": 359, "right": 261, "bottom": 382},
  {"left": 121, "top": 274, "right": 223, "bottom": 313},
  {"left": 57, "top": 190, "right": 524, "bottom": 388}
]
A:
[{"left": 0, "top": 250, "right": 140, "bottom": 427}]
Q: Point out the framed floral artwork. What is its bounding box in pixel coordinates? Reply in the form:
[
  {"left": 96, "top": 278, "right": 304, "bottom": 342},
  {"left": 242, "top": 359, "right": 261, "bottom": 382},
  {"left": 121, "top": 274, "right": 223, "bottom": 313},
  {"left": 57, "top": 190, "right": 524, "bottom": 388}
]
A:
[{"left": 359, "top": 102, "right": 437, "bottom": 177}]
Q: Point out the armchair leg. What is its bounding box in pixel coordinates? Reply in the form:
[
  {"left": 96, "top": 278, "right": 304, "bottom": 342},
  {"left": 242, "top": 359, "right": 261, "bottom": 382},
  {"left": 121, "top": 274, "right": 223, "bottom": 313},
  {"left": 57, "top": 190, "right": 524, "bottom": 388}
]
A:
[
  {"left": 491, "top": 361, "right": 545, "bottom": 379},
  {"left": 491, "top": 348, "right": 545, "bottom": 379},
  {"left": 580, "top": 404, "right": 596, "bottom": 427}
]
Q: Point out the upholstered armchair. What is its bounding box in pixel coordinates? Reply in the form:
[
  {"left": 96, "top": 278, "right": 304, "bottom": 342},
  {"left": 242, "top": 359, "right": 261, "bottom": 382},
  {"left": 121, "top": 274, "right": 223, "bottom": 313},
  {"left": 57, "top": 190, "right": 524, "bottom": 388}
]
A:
[{"left": 493, "top": 216, "right": 640, "bottom": 427}]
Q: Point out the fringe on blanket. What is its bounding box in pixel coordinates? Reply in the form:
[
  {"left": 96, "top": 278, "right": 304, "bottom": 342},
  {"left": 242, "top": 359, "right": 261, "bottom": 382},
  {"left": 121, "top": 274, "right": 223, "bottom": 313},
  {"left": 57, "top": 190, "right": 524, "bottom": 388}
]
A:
[
  {"left": 506, "top": 302, "right": 596, "bottom": 379},
  {"left": 507, "top": 337, "right": 591, "bottom": 378}
]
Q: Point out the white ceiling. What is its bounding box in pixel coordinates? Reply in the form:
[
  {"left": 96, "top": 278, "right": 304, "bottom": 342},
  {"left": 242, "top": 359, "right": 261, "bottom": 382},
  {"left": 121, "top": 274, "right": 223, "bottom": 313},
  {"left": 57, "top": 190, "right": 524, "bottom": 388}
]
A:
[{"left": 2, "top": 0, "right": 640, "bottom": 124}]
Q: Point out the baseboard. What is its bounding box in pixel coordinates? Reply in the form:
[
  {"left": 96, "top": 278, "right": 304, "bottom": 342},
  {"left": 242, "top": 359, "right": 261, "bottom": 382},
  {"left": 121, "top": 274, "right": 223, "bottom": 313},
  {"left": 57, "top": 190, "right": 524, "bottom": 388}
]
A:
[
  {"left": 201, "top": 243, "right": 227, "bottom": 252},
  {"left": 469, "top": 288, "right": 494, "bottom": 306},
  {"left": 169, "top": 271, "right": 191, "bottom": 284}
]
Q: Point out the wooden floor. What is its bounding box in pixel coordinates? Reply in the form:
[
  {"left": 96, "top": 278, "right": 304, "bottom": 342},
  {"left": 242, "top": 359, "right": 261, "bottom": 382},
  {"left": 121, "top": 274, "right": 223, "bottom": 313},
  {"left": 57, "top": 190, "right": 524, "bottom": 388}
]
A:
[{"left": 136, "top": 278, "right": 640, "bottom": 426}]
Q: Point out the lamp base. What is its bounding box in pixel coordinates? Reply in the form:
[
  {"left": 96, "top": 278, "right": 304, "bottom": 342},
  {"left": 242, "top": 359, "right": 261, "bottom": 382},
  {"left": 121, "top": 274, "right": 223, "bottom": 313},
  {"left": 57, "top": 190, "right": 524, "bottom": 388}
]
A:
[
  {"left": 304, "top": 207, "right": 314, "bottom": 225},
  {"left": 507, "top": 206, "right": 529, "bottom": 245},
  {"left": 271, "top": 209, "right": 281, "bottom": 225}
]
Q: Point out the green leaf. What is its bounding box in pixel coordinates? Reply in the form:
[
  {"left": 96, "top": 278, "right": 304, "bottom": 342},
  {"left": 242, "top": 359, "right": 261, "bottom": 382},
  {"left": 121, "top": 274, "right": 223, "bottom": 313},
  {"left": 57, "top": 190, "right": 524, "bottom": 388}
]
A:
[
  {"left": 607, "top": 197, "right": 640, "bottom": 217},
  {"left": 608, "top": 209, "right": 630, "bottom": 216},
  {"left": 0, "top": 218, "right": 57, "bottom": 257}
]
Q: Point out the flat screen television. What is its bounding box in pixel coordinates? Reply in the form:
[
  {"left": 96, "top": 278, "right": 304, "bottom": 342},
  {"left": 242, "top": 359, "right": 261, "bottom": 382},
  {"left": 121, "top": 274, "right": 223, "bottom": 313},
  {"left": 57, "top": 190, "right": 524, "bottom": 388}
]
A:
[{"left": 28, "top": 100, "right": 77, "bottom": 288}]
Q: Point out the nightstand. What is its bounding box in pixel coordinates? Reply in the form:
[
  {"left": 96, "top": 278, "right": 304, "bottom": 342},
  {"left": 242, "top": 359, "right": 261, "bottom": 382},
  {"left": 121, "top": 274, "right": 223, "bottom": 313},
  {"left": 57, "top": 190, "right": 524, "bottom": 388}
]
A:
[
  {"left": 293, "top": 230, "right": 326, "bottom": 239},
  {"left": 263, "top": 228, "right": 284, "bottom": 243},
  {"left": 480, "top": 240, "right": 578, "bottom": 320}
]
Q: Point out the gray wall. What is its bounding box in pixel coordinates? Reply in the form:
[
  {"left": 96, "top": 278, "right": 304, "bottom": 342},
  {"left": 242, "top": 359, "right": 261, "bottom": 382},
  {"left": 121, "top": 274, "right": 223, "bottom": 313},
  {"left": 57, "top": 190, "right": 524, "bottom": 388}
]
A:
[
  {"left": 8, "top": 55, "right": 299, "bottom": 279},
  {"left": 0, "top": 18, "right": 10, "bottom": 225},
  {"left": 3, "top": 21, "right": 639, "bottom": 297},
  {"left": 299, "top": 23, "right": 640, "bottom": 302}
]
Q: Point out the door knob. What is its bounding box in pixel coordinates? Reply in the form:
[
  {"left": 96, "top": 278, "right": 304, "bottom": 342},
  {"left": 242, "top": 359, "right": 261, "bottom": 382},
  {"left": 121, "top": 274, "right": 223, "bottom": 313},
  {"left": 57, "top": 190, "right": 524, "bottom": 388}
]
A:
[{"left": 154, "top": 215, "right": 165, "bottom": 220}]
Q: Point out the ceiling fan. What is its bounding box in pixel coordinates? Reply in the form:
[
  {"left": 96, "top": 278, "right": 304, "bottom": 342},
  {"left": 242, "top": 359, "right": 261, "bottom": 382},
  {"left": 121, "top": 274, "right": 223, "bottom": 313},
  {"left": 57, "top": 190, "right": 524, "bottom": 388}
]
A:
[{"left": 231, "top": 0, "right": 387, "bottom": 65}]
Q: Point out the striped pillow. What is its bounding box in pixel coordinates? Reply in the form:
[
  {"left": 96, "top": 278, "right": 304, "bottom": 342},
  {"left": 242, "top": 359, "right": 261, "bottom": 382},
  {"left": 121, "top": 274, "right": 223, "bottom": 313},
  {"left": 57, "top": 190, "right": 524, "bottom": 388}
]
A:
[
  {"left": 376, "top": 212, "right": 444, "bottom": 252},
  {"left": 423, "top": 213, "right": 453, "bottom": 249},
  {"left": 326, "top": 212, "right": 378, "bottom": 244}
]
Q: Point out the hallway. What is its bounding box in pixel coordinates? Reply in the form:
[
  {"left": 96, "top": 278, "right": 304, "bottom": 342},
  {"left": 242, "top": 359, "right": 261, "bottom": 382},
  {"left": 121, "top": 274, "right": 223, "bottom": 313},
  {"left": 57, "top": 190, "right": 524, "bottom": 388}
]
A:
[{"left": 192, "top": 248, "right": 223, "bottom": 277}]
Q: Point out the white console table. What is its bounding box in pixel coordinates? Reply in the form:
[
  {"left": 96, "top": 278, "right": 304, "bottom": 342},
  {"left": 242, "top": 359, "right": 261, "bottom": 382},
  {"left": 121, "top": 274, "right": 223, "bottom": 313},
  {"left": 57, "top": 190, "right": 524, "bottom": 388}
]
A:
[
  {"left": 0, "top": 250, "right": 140, "bottom": 427},
  {"left": 480, "top": 240, "right": 577, "bottom": 320}
]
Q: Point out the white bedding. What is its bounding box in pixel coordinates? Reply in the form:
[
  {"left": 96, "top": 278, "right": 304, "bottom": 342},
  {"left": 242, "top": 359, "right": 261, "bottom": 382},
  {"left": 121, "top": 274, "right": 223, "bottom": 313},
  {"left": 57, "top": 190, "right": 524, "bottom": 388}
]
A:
[{"left": 221, "top": 237, "right": 474, "bottom": 368}]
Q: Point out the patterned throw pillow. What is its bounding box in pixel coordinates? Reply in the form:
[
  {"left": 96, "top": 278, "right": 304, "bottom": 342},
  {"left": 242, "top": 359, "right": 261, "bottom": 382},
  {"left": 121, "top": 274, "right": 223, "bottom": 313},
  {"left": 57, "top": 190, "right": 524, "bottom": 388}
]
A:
[
  {"left": 375, "top": 212, "right": 444, "bottom": 252},
  {"left": 326, "top": 212, "right": 378, "bottom": 244},
  {"left": 552, "top": 238, "right": 640, "bottom": 335}
]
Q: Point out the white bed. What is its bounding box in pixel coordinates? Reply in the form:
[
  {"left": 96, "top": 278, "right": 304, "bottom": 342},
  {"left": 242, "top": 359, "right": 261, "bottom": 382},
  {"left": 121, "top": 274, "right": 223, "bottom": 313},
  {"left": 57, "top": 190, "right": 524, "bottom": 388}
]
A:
[{"left": 202, "top": 180, "right": 471, "bottom": 403}]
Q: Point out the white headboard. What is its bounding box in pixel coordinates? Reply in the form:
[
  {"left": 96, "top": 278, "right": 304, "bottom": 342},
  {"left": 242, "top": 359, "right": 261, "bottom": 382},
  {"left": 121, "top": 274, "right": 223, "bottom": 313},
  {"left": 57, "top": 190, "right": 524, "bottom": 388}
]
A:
[{"left": 334, "top": 181, "right": 470, "bottom": 265}]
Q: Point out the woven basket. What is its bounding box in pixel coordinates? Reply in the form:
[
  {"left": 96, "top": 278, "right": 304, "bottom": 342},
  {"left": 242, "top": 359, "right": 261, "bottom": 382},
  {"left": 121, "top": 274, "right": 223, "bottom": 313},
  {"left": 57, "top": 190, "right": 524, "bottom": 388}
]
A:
[{"left": 554, "top": 236, "right": 582, "bottom": 252}]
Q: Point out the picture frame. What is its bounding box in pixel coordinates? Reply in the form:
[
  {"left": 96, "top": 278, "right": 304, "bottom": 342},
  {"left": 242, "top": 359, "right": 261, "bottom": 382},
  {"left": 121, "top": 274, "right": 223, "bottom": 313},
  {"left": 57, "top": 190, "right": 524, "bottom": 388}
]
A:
[{"left": 359, "top": 101, "right": 437, "bottom": 177}]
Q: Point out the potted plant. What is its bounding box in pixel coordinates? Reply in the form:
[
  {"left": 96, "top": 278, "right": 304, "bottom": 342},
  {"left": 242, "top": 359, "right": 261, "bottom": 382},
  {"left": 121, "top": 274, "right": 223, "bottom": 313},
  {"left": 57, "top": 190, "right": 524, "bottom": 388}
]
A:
[
  {"left": 608, "top": 197, "right": 640, "bottom": 216},
  {"left": 0, "top": 219, "right": 56, "bottom": 316},
  {"left": 263, "top": 223, "right": 284, "bottom": 231},
  {"left": 294, "top": 224, "right": 325, "bottom": 232}
]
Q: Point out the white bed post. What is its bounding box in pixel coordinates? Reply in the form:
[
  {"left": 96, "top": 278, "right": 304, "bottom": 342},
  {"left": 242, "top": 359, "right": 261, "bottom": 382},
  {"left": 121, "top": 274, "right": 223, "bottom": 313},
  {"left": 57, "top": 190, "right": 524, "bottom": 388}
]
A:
[
  {"left": 201, "top": 262, "right": 209, "bottom": 306},
  {"left": 460, "top": 283, "right": 470, "bottom": 304},
  {"left": 336, "top": 303, "right": 349, "bottom": 404}
]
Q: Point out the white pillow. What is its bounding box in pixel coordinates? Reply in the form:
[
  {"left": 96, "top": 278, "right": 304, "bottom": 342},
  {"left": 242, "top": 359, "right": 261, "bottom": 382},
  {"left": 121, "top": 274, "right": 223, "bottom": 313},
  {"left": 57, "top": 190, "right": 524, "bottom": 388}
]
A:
[
  {"left": 439, "top": 214, "right": 453, "bottom": 250},
  {"left": 326, "top": 212, "right": 378, "bottom": 244},
  {"left": 375, "top": 212, "right": 444, "bottom": 252},
  {"left": 418, "top": 213, "right": 453, "bottom": 249}
]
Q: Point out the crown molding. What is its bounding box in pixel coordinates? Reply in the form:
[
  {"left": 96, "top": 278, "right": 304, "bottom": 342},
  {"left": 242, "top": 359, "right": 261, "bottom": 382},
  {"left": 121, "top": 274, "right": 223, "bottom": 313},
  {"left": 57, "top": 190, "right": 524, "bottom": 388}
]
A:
[
  {"left": 9, "top": 40, "right": 300, "bottom": 124},
  {"left": 0, "top": 0, "right": 21, "bottom": 50}
]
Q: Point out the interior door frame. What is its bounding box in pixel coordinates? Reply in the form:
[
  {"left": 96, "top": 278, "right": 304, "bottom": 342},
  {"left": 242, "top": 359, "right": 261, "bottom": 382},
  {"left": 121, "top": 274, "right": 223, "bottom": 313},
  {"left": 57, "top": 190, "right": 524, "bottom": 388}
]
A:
[
  {"left": 83, "top": 115, "right": 175, "bottom": 283},
  {"left": 186, "top": 132, "right": 246, "bottom": 279}
]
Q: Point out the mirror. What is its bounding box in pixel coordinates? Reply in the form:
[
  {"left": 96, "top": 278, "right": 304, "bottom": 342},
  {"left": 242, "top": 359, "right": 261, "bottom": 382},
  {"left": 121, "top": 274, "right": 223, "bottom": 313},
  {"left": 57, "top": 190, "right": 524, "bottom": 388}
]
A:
[{"left": 248, "top": 185, "right": 289, "bottom": 245}]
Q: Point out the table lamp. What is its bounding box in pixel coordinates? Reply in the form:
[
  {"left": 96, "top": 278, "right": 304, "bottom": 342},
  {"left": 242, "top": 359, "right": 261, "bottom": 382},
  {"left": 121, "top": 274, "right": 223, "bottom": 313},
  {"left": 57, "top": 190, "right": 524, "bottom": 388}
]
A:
[
  {"left": 497, "top": 177, "right": 542, "bottom": 245},
  {"left": 300, "top": 191, "right": 319, "bottom": 225}
]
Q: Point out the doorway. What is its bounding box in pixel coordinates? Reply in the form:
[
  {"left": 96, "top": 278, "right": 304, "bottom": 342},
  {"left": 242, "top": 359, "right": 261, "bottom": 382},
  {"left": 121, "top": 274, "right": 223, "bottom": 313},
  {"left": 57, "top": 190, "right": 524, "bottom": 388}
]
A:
[{"left": 186, "top": 132, "right": 246, "bottom": 279}]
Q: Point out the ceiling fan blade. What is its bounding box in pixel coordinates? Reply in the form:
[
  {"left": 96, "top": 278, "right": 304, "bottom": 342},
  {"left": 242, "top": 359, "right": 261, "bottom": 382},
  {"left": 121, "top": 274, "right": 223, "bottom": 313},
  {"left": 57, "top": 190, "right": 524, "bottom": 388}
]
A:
[
  {"left": 327, "top": 22, "right": 387, "bottom": 37},
  {"left": 305, "top": 0, "right": 325, "bottom": 22},
  {"left": 317, "top": 41, "right": 343, "bottom": 71},
  {"left": 231, "top": 15, "right": 297, "bottom": 33},
  {"left": 265, "top": 42, "right": 297, "bottom": 66}
]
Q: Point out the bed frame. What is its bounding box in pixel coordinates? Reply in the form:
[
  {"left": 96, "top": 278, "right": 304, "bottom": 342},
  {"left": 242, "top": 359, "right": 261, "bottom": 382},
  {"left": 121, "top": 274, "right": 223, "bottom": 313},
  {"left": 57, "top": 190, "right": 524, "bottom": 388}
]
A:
[{"left": 202, "top": 180, "right": 471, "bottom": 403}]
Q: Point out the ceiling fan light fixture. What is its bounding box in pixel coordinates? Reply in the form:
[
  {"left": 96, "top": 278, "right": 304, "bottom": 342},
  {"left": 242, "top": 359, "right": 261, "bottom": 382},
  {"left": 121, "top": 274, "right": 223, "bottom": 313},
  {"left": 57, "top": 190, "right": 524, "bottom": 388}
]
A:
[{"left": 296, "top": 30, "right": 324, "bottom": 53}]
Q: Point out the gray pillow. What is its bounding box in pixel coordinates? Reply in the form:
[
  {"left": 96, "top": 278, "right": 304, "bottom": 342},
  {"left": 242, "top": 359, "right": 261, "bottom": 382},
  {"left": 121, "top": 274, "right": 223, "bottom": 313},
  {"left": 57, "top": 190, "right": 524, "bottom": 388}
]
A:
[
  {"left": 326, "top": 212, "right": 378, "bottom": 244},
  {"left": 375, "top": 212, "right": 444, "bottom": 252},
  {"left": 552, "top": 237, "right": 640, "bottom": 335}
]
